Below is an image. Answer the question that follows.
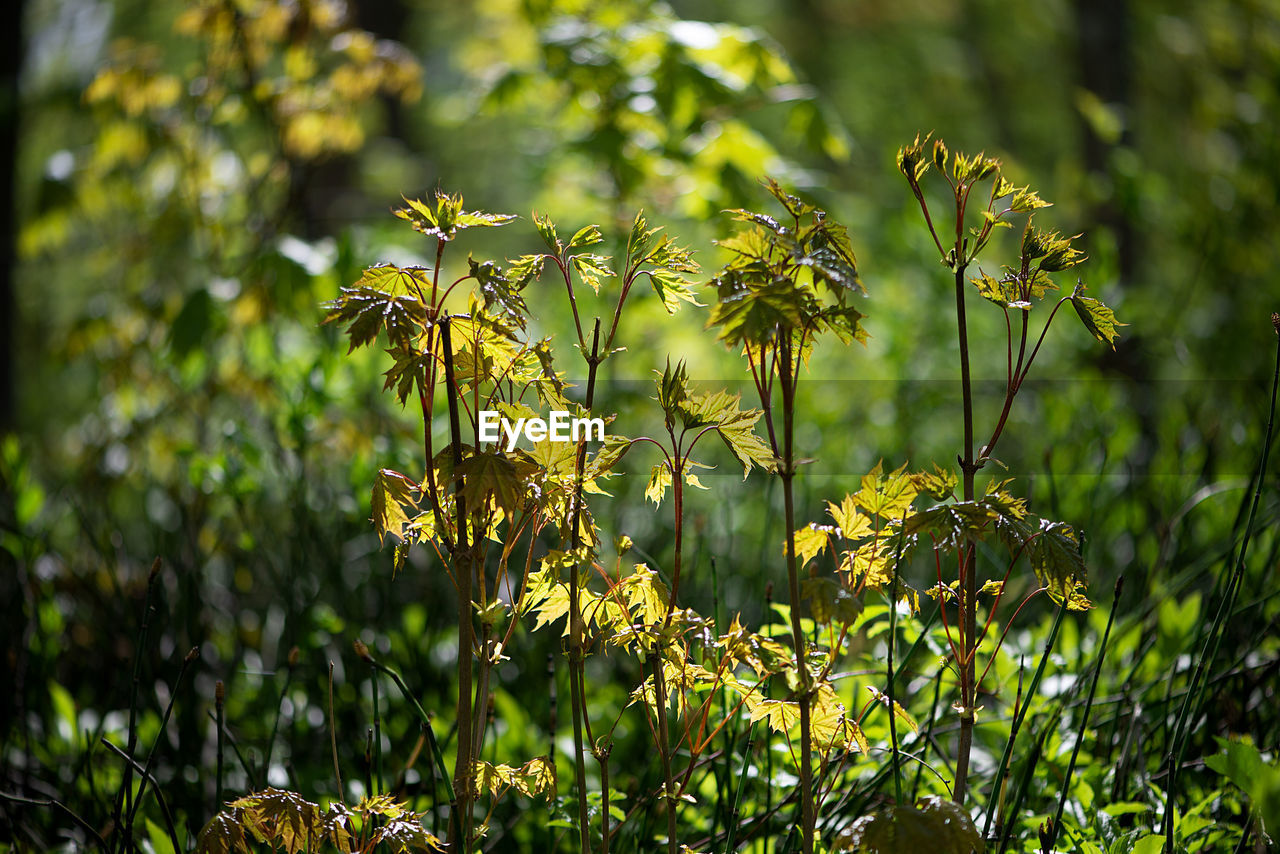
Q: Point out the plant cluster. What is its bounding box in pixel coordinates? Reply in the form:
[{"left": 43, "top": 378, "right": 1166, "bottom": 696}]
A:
[{"left": 193, "top": 142, "right": 1127, "bottom": 853}]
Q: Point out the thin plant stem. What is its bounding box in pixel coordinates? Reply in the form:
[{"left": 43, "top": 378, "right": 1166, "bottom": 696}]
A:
[
  {"left": 442, "top": 316, "right": 475, "bottom": 854},
  {"left": 911, "top": 669, "right": 944, "bottom": 802},
  {"left": 547, "top": 652, "right": 557, "bottom": 854},
  {"left": 723, "top": 723, "right": 756, "bottom": 854},
  {"left": 364, "top": 729, "right": 374, "bottom": 803},
  {"left": 952, "top": 254, "right": 979, "bottom": 806},
  {"left": 652, "top": 653, "right": 678, "bottom": 854},
  {"left": 764, "top": 582, "right": 774, "bottom": 854},
  {"left": 599, "top": 741, "right": 613, "bottom": 854},
  {"left": 887, "top": 571, "right": 901, "bottom": 804},
  {"left": 327, "top": 666, "right": 341, "bottom": 802},
  {"left": 776, "top": 334, "right": 815, "bottom": 854},
  {"left": 567, "top": 319, "right": 602, "bottom": 854}
]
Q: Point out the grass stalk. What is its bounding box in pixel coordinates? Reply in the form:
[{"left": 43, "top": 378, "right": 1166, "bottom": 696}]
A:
[
  {"left": 124, "top": 646, "right": 198, "bottom": 846},
  {"left": 99, "top": 738, "right": 181, "bottom": 853},
  {"left": 982, "top": 601, "right": 1067, "bottom": 838},
  {"left": 326, "top": 666, "right": 340, "bottom": 802},
  {"left": 371, "top": 664, "right": 383, "bottom": 795},
  {"left": 355, "top": 641, "right": 457, "bottom": 813},
  {"left": 114, "top": 556, "right": 161, "bottom": 850},
  {"left": 263, "top": 646, "right": 298, "bottom": 782},
  {"left": 722, "top": 722, "right": 755, "bottom": 854},
  {"left": 1043, "top": 577, "right": 1123, "bottom": 852},
  {"left": 996, "top": 710, "right": 1056, "bottom": 854},
  {"left": 1164, "top": 315, "right": 1279, "bottom": 846}
]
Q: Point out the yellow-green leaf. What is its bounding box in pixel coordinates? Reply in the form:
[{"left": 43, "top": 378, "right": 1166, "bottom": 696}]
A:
[
  {"left": 371, "top": 469, "right": 418, "bottom": 544},
  {"left": 790, "top": 523, "right": 832, "bottom": 568},
  {"left": 1070, "top": 282, "right": 1126, "bottom": 349},
  {"left": 646, "top": 462, "right": 672, "bottom": 506}
]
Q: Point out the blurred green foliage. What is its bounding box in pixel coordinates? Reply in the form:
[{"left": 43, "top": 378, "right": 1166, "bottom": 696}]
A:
[{"left": 4, "top": 0, "right": 1279, "bottom": 851}]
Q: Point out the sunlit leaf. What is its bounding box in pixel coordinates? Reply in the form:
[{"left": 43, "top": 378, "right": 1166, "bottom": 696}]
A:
[
  {"left": 571, "top": 253, "right": 615, "bottom": 294},
  {"left": 395, "top": 192, "right": 514, "bottom": 241},
  {"left": 647, "top": 268, "right": 703, "bottom": 314},
  {"left": 621, "top": 564, "right": 670, "bottom": 627},
  {"left": 973, "top": 273, "right": 1029, "bottom": 311},
  {"left": 372, "top": 469, "right": 419, "bottom": 544},
  {"left": 1070, "top": 281, "right": 1126, "bottom": 349},
  {"left": 469, "top": 256, "right": 526, "bottom": 324},
  {"left": 748, "top": 697, "right": 800, "bottom": 734},
  {"left": 322, "top": 278, "right": 428, "bottom": 352},
  {"left": 456, "top": 451, "right": 524, "bottom": 515},
  {"left": 827, "top": 496, "right": 874, "bottom": 541},
  {"left": 567, "top": 224, "right": 604, "bottom": 250},
  {"left": 382, "top": 344, "right": 432, "bottom": 406},
  {"left": 852, "top": 463, "right": 918, "bottom": 520},
  {"left": 196, "top": 813, "right": 250, "bottom": 854},
  {"left": 1029, "top": 519, "right": 1091, "bottom": 610},
  {"left": 790, "top": 523, "right": 832, "bottom": 568},
  {"left": 909, "top": 463, "right": 957, "bottom": 500},
  {"left": 645, "top": 462, "right": 672, "bottom": 506},
  {"left": 533, "top": 211, "right": 560, "bottom": 253},
  {"left": 903, "top": 500, "right": 998, "bottom": 550},
  {"left": 368, "top": 818, "right": 445, "bottom": 852}
]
